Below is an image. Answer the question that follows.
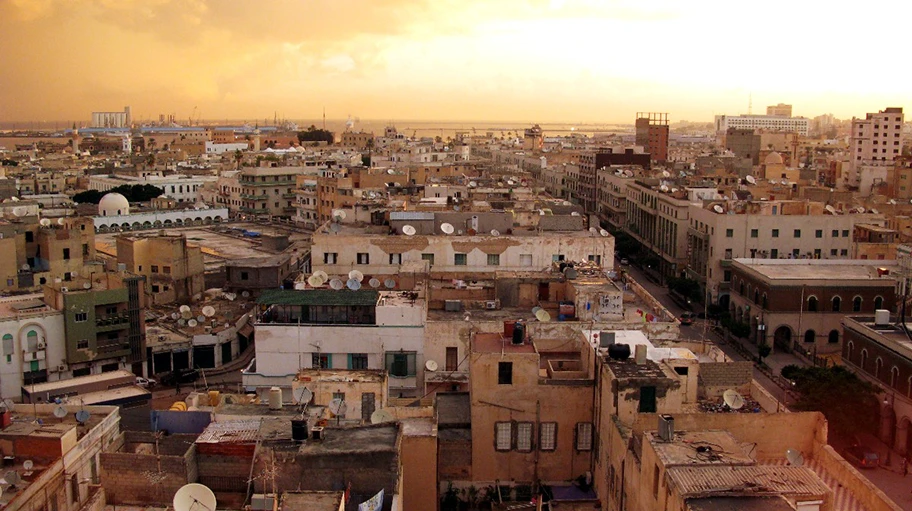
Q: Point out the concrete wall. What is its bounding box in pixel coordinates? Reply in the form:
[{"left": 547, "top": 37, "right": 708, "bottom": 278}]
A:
[
  {"left": 99, "top": 433, "right": 197, "bottom": 505},
  {"left": 400, "top": 421, "right": 438, "bottom": 511},
  {"left": 812, "top": 444, "right": 902, "bottom": 511},
  {"left": 697, "top": 361, "right": 753, "bottom": 398}
]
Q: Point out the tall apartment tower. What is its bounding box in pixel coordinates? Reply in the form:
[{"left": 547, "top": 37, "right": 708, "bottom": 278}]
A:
[
  {"left": 766, "top": 103, "right": 792, "bottom": 117},
  {"left": 851, "top": 107, "right": 904, "bottom": 169},
  {"left": 635, "top": 113, "right": 669, "bottom": 163}
]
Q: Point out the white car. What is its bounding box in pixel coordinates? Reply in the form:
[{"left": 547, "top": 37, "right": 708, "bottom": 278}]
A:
[{"left": 135, "top": 377, "right": 157, "bottom": 388}]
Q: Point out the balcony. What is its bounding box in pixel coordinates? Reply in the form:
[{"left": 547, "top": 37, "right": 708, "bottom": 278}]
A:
[
  {"left": 687, "top": 226, "right": 709, "bottom": 241},
  {"left": 23, "top": 349, "right": 46, "bottom": 362},
  {"left": 720, "top": 259, "right": 733, "bottom": 268},
  {"left": 282, "top": 192, "right": 297, "bottom": 199},
  {"left": 241, "top": 207, "right": 269, "bottom": 215},
  {"left": 425, "top": 370, "right": 469, "bottom": 384},
  {"left": 240, "top": 193, "right": 268, "bottom": 200},
  {"left": 96, "top": 314, "right": 130, "bottom": 332}
]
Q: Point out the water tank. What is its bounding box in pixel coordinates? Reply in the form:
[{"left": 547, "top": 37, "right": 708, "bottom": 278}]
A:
[
  {"left": 291, "top": 419, "right": 309, "bottom": 441},
  {"left": 208, "top": 390, "right": 220, "bottom": 406},
  {"left": 512, "top": 322, "right": 525, "bottom": 345},
  {"left": 608, "top": 343, "right": 631, "bottom": 360},
  {"left": 875, "top": 309, "right": 890, "bottom": 326},
  {"left": 504, "top": 320, "right": 517, "bottom": 338},
  {"left": 268, "top": 387, "right": 283, "bottom": 410},
  {"left": 635, "top": 344, "right": 648, "bottom": 365},
  {"left": 169, "top": 401, "right": 187, "bottom": 412}
]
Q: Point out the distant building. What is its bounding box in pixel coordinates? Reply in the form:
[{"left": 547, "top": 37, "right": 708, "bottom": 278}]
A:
[
  {"left": 116, "top": 232, "right": 205, "bottom": 306},
  {"left": 91, "top": 106, "right": 131, "bottom": 128},
  {"left": 522, "top": 124, "right": 543, "bottom": 152},
  {"left": 850, "top": 107, "right": 904, "bottom": 170},
  {"left": 766, "top": 103, "right": 793, "bottom": 117},
  {"left": 635, "top": 113, "right": 669, "bottom": 163},
  {"left": 579, "top": 149, "right": 651, "bottom": 212},
  {"left": 714, "top": 114, "right": 809, "bottom": 136}
]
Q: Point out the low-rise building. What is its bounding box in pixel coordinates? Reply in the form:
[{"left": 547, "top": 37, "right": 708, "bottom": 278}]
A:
[{"left": 116, "top": 232, "right": 205, "bottom": 305}]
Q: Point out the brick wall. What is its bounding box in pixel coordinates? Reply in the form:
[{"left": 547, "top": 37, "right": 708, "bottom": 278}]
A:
[
  {"left": 698, "top": 361, "right": 753, "bottom": 398},
  {"left": 197, "top": 452, "right": 253, "bottom": 492},
  {"left": 438, "top": 430, "right": 472, "bottom": 480},
  {"left": 99, "top": 443, "right": 196, "bottom": 505}
]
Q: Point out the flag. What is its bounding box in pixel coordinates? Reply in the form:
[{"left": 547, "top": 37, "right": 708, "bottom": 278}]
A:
[
  {"left": 344, "top": 482, "right": 351, "bottom": 503},
  {"left": 358, "top": 489, "right": 384, "bottom": 511}
]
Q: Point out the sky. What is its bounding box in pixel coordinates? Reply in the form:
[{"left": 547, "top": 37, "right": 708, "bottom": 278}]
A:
[{"left": 1, "top": 0, "right": 910, "bottom": 124}]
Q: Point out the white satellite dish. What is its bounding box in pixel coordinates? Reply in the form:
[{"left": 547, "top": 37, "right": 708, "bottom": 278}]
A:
[
  {"left": 307, "top": 275, "right": 324, "bottom": 287},
  {"left": 241, "top": 291, "right": 250, "bottom": 298},
  {"left": 75, "top": 410, "right": 91, "bottom": 423},
  {"left": 22, "top": 460, "right": 33, "bottom": 472},
  {"left": 660, "top": 184, "right": 669, "bottom": 192},
  {"left": 871, "top": 208, "right": 880, "bottom": 214},
  {"left": 346, "top": 279, "right": 362, "bottom": 291},
  {"left": 490, "top": 229, "right": 500, "bottom": 236},
  {"left": 329, "top": 278, "right": 344, "bottom": 290},
  {"left": 171, "top": 312, "right": 180, "bottom": 320},
  {"left": 370, "top": 409, "right": 395, "bottom": 424},
  {"left": 188, "top": 319, "right": 198, "bottom": 328},
  {"left": 745, "top": 175, "right": 757, "bottom": 185},
  {"left": 292, "top": 386, "right": 313, "bottom": 405},
  {"left": 39, "top": 218, "right": 51, "bottom": 227},
  {"left": 329, "top": 223, "right": 342, "bottom": 233},
  {"left": 535, "top": 309, "right": 551, "bottom": 322},
  {"left": 440, "top": 223, "right": 455, "bottom": 234},
  {"left": 384, "top": 278, "right": 396, "bottom": 289},
  {"left": 53, "top": 405, "right": 68, "bottom": 418},
  {"left": 857, "top": 207, "right": 866, "bottom": 214},
  {"left": 599, "top": 229, "right": 609, "bottom": 237},
  {"left": 196, "top": 315, "right": 206, "bottom": 323},
  {"left": 662, "top": 170, "right": 670, "bottom": 178},
  {"left": 331, "top": 209, "right": 347, "bottom": 220},
  {"left": 712, "top": 205, "right": 724, "bottom": 214},
  {"left": 181, "top": 310, "right": 192, "bottom": 320},
  {"left": 328, "top": 398, "right": 347, "bottom": 416},
  {"left": 589, "top": 227, "right": 598, "bottom": 235},
  {"left": 11, "top": 206, "right": 26, "bottom": 217},
  {"left": 825, "top": 205, "right": 837, "bottom": 215},
  {"left": 348, "top": 270, "right": 364, "bottom": 282},
  {"left": 57, "top": 217, "right": 66, "bottom": 225},
  {"left": 202, "top": 306, "right": 216, "bottom": 317},
  {"left": 722, "top": 389, "right": 745, "bottom": 410},
  {"left": 532, "top": 306, "right": 543, "bottom": 315},
  {"left": 402, "top": 225, "right": 416, "bottom": 236},
  {"left": 785, "top": 448, "right": 805, "bottom": 466},
  {"left": 425, "top": 360, "right": 438, "bottom": 372},
  {"left": 369, "top": 278, "right": 381, "bottom": 288},
  {"left": 179, "top": 305, "right": 191, "bottom": 313},
  {"left": 173, "top": 483, "right": 217, "bottom": 511},
  {"left": 468, "top": 181, "right": 477, "bottom": 188},
  {"left": 82, "top": 282, "right": 91, "bottom": 289},
  {"left": 4, "top": 471, "right": 20, "bottom": 487},
  {"left": 178, "top": 319, "right": 187, "bottom": 326},
  {"left": 314, "top": 270, "right": 329, "bottom": 281}
]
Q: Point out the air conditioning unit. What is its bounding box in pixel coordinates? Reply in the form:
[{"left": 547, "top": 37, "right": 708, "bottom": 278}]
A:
[
  {"left": 37, "top": 342, "right": 46, "bottom": 349},
  {"left": 485, "top": 300, "right": 499, "bottom": 310},
  {"left": 60, "top": 287, "right": 68, "bottom": 292},
  {"left": 310, "top": 426, "right": 325, "bottom": 441}
]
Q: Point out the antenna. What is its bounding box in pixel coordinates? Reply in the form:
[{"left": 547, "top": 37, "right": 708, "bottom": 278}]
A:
[
  {"left": 370, "top": 409, "right": 395, "bottom": 424},
  {"left": 402, "top": 225, "right": 416, "bottom": 236},
  {"left": 722, "top": 389, "right": 745, "bottom": 410},
  {"left": 599, "top": 229, "right": 609, "bottom": 237},
  {"left": 346, "top": 278, "right": 362, "bottom": 291},
  {"left": 307, "top": 275, "right": 324, "bottom": 287},
  {"left": 4, "top": 471, "right": 21, "bottom": 488},
  {"left": 535, "top": 309, "right": 551, "bottom": 322},
  {"left": 368, "top": 278, "right": 381, "bottom": 288},
  {"left": 440, "top": 223, "right": 455, "bottom": 235},
  {"left": 329, "top": 278, "right": 344, "bottom": 290},
  {"left": 328, "top": 398, "right": 347, "bottom": 417},
  {"left": 292, "top": 386, "right": 313, "bottom": 405},
  {"left": 332, "top": 209, "right": 347, "bottom": 221},
  {"left": 713, "top": 205, "right": 724, "bottom": 214},
  {"left": 313, "top": 270, "right": 329, "bottom": 282},
  {"left": 589, "top": 227, "right": 598, "bottom": 235},
  {"left": 173, "top": 483, "right": 217, "bottom": 511},
  {"left": 825, "top": 205, "right": 837, "bottom": 215},
  {"left": 490, "top": 229, "right": 500, "bottom": 236},
  {"left": 745, "top": 175, "right": 757, "bottom": 185},
  {"left": 425, "top": 360, "right": 438, "bottom": 372},
  {"left": 75, "top": 410, "right": 91, "bottom": 424},
  {"left": 785, "top": 448, "right": 805, "bottom": 466},
  {"left": 383, "top": 278, "right": 396, "bottom": 289},
  {"left": 53, "top": 405, "right": 68, "bottom": 418},
  {"left": 39, "top": 218, "right": 51, "bottom": 227},
  {"left": 188, "top": 319, "right": 198, "bottom": 328},
  {"left": 22, "top": 460, "right": 33, "bottom": 474}
]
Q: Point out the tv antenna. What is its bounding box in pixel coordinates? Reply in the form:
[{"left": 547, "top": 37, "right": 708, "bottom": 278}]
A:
[
  {"left": 370, "top": 409, "right": 395, "bottom": 424},
  {"left": 173, "top": 483, "right": 217, "bottom": 511},
  {"left": 425, "top": 360, "right": 438, "bottom": 372},
  {"left": 402, "top": 225, "right": 416, "bottom": 236},
  {"left": 292, "top": 386, "right": 313, "bottom": 406},
  {"left": 722, "top": 389, "right": 745, "bottom": 410},
  {"left": 348, "top": 270, "right": 364, "bottom": 282},
  {"left": 440, "top": 223, "right": 455, "bottom": 235},
  {"left": 369, "top": 278, "right": 381, "bottom": 288},
  {"left": 785, "top": 448, "right": 805, "bottom": 466}
]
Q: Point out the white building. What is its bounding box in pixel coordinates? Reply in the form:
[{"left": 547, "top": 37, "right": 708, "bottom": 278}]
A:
[
  {"left": 714, "top": 114, "right": 810, "bottom": 136},
  {"left": 0, "top": 294, "right": 66, "bottom": 400},
  {"left": 243, "top": 288, "right": 427, "bottom": 398},
  {"left": 89, "top": 173, "right": 217, "bottom": 203},
  {"left": 92, "top": 206, "right": 229, "bottom": 233},
  {"left": 850, "top": 107, "right": 904, "bottom": 171},
  {"left": 91, "top": 106, "right": 131, "bottom": 128},
  {"left": 205, "top": 141, "right": 250, "bottom": 155}
]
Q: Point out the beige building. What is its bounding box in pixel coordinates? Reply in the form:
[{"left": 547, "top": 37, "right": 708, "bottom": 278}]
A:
[
  {"left": 767, "top": 103, "right": 793, "bottom": 117},
  {"left": 115, "top": 232, "right": 205, "bottom": 305},
  {"left": 850, "top": 107, "right": 904, "bottom": 171},
  {"left": 291, "top": 368, "right": 389, "bottom": 423},
  {"left": 341, "top": 131, "right": 374, "bottom": 150}
]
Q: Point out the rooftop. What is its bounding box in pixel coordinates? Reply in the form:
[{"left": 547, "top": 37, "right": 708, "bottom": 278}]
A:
[
  {"left": 648, "top": 430, "right": 755, "bottom": 467},
  {"left": 0, "top": 295, "right": 57, "bottom": 320},
  {"left": 258, "top": 288, "right": 379, "bottom": 307},
  {"left": 733, "top": 258, "right": 898, "bottom": 282},
  {"left": 281, "top": 492, "right": 344, "bottom": 511},
  {"left": 668, "top": 464, "right": 830, "bottom": 501},
  {"left": 294, "top": 368, "right": 386, "bottom": 384},
  {"left": 473, "top": 331, "right": 536, "bottom": 354},
  {"left": 605, "top": 357, "right": 669, "bottom": 379},
  {"left": 686, "top": 496, "right": 796, "bottom": 511},
  {"left": 296, "top": 424, "right": 398, "bottom": 455}
]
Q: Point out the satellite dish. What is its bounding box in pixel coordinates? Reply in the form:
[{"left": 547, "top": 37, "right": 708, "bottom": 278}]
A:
[
  {"left": 22, "top": 460, "right": 33, "bottom": 471},
  {"left": 196, "top": 315, "right": 206, "bottom": 323},
  {"left": 346, "top": 279, "right": 362, "bottom": 291},
  {"left": 535, "top": 309, "right": 551, "bottom": 322},
  {"left": 181, "top": 310, "right": 192, "bottom": 320},
  {"left": 331, "top": 209, "right": 347, "bottom": 220},
  {"left": 329, "top": 223, "right": 342, "bottom": 233},
  {"left": 329, "top": 278, "right": 344, "bottom": 290},
  {"left": 440, "top": 223, "right": 455, "bottom": 235},
  {"left": 660, "top": 185, "right": 669, "bottom": 192},
  {"left": 490, "top": 229, "right": 500, "bottom": 236},
  {"left": 173, "top": 483, "right": 217, "bottom": 511},
  {"left": 786, "top": 448, "right": 805, "bottom": 467},
  {"left": 202, "top": 306, "right": 216, "bottom": 317},
  {"left": 57, "top": 217, "right": 66, "bottom": 225},
  {"left": 53, "top": 405, "right": 68, "bottom": 418},
  {"left": 179, "top": 305, "right": 191, "bottom": 313},
  {"left": 745, "top": 175, "right": 757, "bottom": 184},
  {"left": 11, "top": 206, "right": 26, "bottom": 217},
  {"left": 369, "top": 278, "right": 381, "bottom": 288},
  {"left": 4, "top": 471, "right": 20, "bottom": 486},
  {"left": 713, "top": 205, "right": 724, "bottom": 214},
  {"left": 370, "top": 409, "right": 395, "bottom": 424},
  {"left": 188, "top": 319, "right": 198, "bottom": 327},
  {"left": 178, "top": 319, "right": 187, "bottom": 326},
  {"left": 39, "top": 218, "right": 51, "bottom": 227},
  {"left": 314, "top": 270, "right": 329, "bottom": 281},
  {"left": 468, "top": 181, "right": 477, "bottom": 188},
  {"left": 722, "top": 389, "right": 745, "bottom": 410},
  {"left": 425, "top": 360, "right": 439, "bottom": 372},
  {"left": 662, "top": 170, "right": 670, "bottom": 178},
  {"left": 599, "top": 229, "right": 609, "bottom": 237},
  {"left": 307, "top": 275, "right": 324, "bottom": 287},
  {"left": 384, "top": 278, "right": 396, "bottom": 289},
  {"left": 348, "top": 270, "right": 364, "bottom": 282},
  {"left": 292, "top": 386, "right": 313, "bottom": 405},
  {"left": 532, "top": 306, "right": 543, "bottom": 315},
  {"left": 75, "top": 410, "right": 91, "bottom": 424},
  {"left": 871, "top": 208, "right": 880, "bottom": 214},
  {"left": 241, "top": 291, "right": 250, "bottom": 298},
  {"left": 857, "top": 207, "right": 866, "bottom": 214},
  {"left": 589, "top": 227, "right": 598, "bottom": 235},
  {"left": 171, "top": 312, "right": 180, "bottom": 320},
  {"left": 328, "top": 398, "right": 347, "bottom": 416},
  {"left": 402, "top": 225, "right": 416, "bottom": 236},
  {"left": 82, "top": 282, "right": 91, "bottom": 289},
  {"left": 825, "top": 205, "right": 837, "bottom": 215}
]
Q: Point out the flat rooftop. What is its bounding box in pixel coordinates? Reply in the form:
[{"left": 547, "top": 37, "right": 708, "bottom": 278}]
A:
[
  {"left": 281, "top": 492, "right": 344, "bottom": 511},
  {"left": 473, "top": 331, "right": 536, "bottom": 354},
  {"left": 733, "top": 258, "right": 897, "bottom": 282},
  {"left": 297, "top": 424, "right": 398, "bottom": 455},
  {"left": 294, "top": 369, "right": 385, "bottom": 383},
  {"left": 605, "top": 358, "right": 669, "bottom": 379},
  {"left": 648, "top": 429, "right": 755, "bottom": 467},
  {"left": 0, "top": 295, "right": 57, "bottom": 319}
]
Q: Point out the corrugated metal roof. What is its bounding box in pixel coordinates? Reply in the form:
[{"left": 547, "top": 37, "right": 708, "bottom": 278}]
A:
[
  {"left": 761, "top": 458, "right": 865, "bottom": 511},
  {"left": 196, "top": 420, "right": 261, "bottom": 444},
  {"left": 390, "top": 211, "right": 435, "bottom": 221},
  {"left": 258, "top": 289, "right": 379, "bottom": 307},
  {"left": 667, "top": 465, "right": 830, "bottom": 498}
]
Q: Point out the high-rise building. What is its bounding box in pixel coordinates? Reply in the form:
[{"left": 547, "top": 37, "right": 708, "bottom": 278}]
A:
[
  {"left": 850, "top": 107, "right": 904, "bottom": 169},
  {"left": 635, "top": 112, "right": 669, "bottom": 163},
  {"left": 766, "top": 103, "right": 792, "bottom": 117}
]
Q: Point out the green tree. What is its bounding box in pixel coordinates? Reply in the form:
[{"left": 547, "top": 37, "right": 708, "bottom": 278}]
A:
[
  {"left": 107, "top": 184, "right": 164, "bottom": 202},
  {"left": 297, "top": 125, "right": 334, "bottom": 144},
  {"left": 73, "top": 189, "right": 104, "bottom": 204},
  {"left": 786, "top": 365, "right": 879, "bottom": 440}
]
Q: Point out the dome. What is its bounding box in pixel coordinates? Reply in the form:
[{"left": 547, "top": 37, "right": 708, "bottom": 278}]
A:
[
  {"left": 764, "top": 151, "right": 783, "bottom": 165},
  {"left": 98, "top": 192, "right": 130, "bottom": 217}
]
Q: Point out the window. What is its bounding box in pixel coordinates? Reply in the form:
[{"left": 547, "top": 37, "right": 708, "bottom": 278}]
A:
[
  {"left": 815, "top": 230, "right": 823, "bottom": 238},
  {"left": 832, "top": 229, "right": 839, "bottom": 237},
  {"left": 804, "top": 330, "right": 815, "bottom": 343},
  {"left": 749, "top": 228, "right": 758, "bottom": 238},
  {"left": 62, "top": 248, "right": 70, "bottom": 260},
  {"left": 832, "top": 296, "right": 841, "bottom": 312},
  {"left": 875, "top": 357, "right": 884, "bottom": 379},
  {"left": 639, "top": 386, "right": 657, "bottom": 412},
  {"left": 575, "top": 423, "right": 593, "bottom": 451},
  {"left": 840, "top": 249, "right": 848, "bottom": 256},
  {"left": 75, "top": 312, "right": 88, "bottom": 322},
  {"left": 389, "top": 253, "right": 402, "bottom": 264},
  {"left": 454, "top": 253, "right": 467, "bottom": 266},
  {"left": 163, "top": 266, "right": 171, "bottom": 274},
  {"left": 70, "top": 475, "right": 79, "bottom": 504},
  {"left": 520, "top": 254, "right": 533, "bottom": 266},
  {"left": 323, "top": 252, "right": 338, "bottom": 264},
  {"left": 653, "top": 465, "right": 660, "bottom": 498},
  {"left": 421, "top": 253, "right": 434, "bottom": 265},
  {"left": 794, "top": 229, "right": 801, "bottom": 238},
  {"left": 349, "top": 353, "right": 368, "bottom": 369},
  {"left": 332, "top": 392, "right": 345, "bottom": 403},
  {"left": 828, "top": 330, "right": 839, "bottom": 344},
  {"left": 723, "top": 270, "right": 731, "bottom": 282},
  {"left": 875, "top": 296, "right": 884, "bottom": 309},
  {"left": 2, "top": 334, "right": 12, "bottom": 361},
  {"left": 357, "top": 253, "right": 370, "bottom": 264},
  {"left": 152, "top": 265, "right": 161, "bottom": 273},
  {"left": 725, "top": 229, "right": 733, "bottom": 238},
  {"left": 853, "top": 296, "right": 862, "bottom": 312},
  {"left": 386, "top": 351, "right": 416, "bottom": 377},
  {"left": 540, "top": 422, "right": 557, "bottom": 451},
  {"left": 487, "top": 254, "right": 500, "bottom": 266},
  {"left": 240, "top": 271, "right": 249, "bottom": 281},
  {"left": 83, "top": 243, "right": 89, "bottom": 256},
  {"left": 25, "top": 231, "right": 33, "bottom": 242},
  {"left": 552, "top": 254, "right": 565, "bottom": 262},
  {"left": 724, "top": 248, "right": 732, "bottom": 260},
  {"left": 772, "top": 229, "right": 779, "bottom": 238},
  {"left": 446, "top": 347, "right": 458, "bottom": 371},
  {"left": 495, "top": 422, "right": 512, "bottom": 451},
  {"left": 312, "top": 353, "right": 331, "bottom": 369},
  {"left": 498, "top": 362, "right": 513, "bottom": 384},
  {"left": 831, "top": 249, "right": 838, "bottom": 256},
  {"left": 891, "top": 366, "right": 900, "bottom": 388},
  {"left": 842, "top": 230, "right": 849, "bottom": 237},
  {"left": 806, "top": 296, "right": 818, "bottom": 312},
  {"left": 770, "top": 249, "right": 778, "bottom": 259},
  {"left": 588, "top": 255, "right": 601, "bottom": 264},
  {"left": 516, "top": 422, "right": 533, "bottom": 452}
]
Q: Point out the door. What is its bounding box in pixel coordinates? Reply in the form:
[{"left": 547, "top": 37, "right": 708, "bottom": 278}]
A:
[
  {"left": 222, "top": 342, "right": 232, "bottom": 365},
  {"left": 361, "top": 392, "right": 376, "bottom": 422}
]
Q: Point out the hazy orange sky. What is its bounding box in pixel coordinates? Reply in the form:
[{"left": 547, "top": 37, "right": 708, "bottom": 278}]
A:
[{"left": 1, "top": 0, "right": 909, "bottom": 124}]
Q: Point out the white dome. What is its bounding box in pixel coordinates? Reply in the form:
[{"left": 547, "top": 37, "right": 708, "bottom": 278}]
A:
[{"left": 98, "top": 192, "right": 130, "bottom": 217}]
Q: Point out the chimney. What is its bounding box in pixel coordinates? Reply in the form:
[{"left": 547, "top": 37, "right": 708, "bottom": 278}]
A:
[{"left": 635, "top": 344, "right": 647, "bottom": 365}]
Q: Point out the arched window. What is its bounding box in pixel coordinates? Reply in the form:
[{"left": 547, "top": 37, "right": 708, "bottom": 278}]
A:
[
  {"left": 832, "top": 296, "right": 841, "bottom": 312},
  {"left": 852, "top": 296, "right": 863, "bottom": 312},
  {"left": 875, "top": 357, "right": 883, "bottom": 379},
  {"left": 861, "top": 349, "right": 868, "bottom": 370},
  {"left": 908, "top": 376, "right": 912, "bottom": 398},
  {"left": 847, "top": 341, "right": 855, "bottom": 360},
  {"left": 762, "top": 293, "right": 768, "bottom": 309},
  {"left": 26, "top": 330, "right": 38, "bottom": 352},
  {"left": 754, "top": 289, "right": 760, "bottom": 304},
  {"left": 804, "top": 330, "right": 816, "bottom": 343},
  {"left": 807, "top": 296, "right": 818, "bottom": 312},
  {"left": 739, "top": 282, "right": 745, "bottom": 295},
  {"left": 828, "top": 330, "right": 839, "bottom": 344},
  {"left": 891, "top": 366, "right": 900, "bottom": 388},
  {"left": 874, "top": 296, "right": 884, "bottom": 310},
  {"left": 1, "top": 333, "right": 12, "bottom": 359}
]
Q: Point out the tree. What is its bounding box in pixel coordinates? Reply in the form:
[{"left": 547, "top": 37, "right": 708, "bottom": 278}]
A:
[
  {"left": 73, "top": 189, "right": 104, "bottom": 204},
  {"left": 757, "top": 343, "right": 772, "bottom": 363},
  {"left": 297, "top": 125, "right": 334, "bottom": 144},
  {"left": 784, "top": 365, "right": 879, "bottom": 440},
  {"left": 234, "top": 149, "right": 243, "bottom": 169}
]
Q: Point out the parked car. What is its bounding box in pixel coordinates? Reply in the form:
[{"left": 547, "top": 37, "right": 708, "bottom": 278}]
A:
[
  {"left": 160, "top": 369, "right": 200, "bottom": 387},
  {"left": 135, "top": 377, "right": 157, "bottom": 388},
  {"left": 619, "top": 257, "right": 629, "bottom": 266},
  {"left": 679, "top": 312, "right": 696, "bottom": 326},
  {"left": 844, "top": 445, "right": 880, "bottom": 469}
]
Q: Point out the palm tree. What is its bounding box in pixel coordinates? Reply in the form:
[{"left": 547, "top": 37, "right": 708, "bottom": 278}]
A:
[{"left": 234, "top": 149, "right": 243, "bottom": 169}]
